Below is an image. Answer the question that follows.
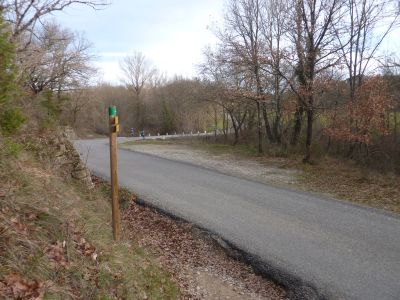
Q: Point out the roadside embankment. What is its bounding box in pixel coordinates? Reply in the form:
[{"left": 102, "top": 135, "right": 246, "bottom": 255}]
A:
[{"left": 0, "top": 132, "right": 178, "bottom": 299}]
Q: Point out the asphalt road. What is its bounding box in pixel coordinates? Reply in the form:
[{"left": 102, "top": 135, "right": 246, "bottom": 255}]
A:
[{"left": 75, "top": 138, "right": 400, "bottom": 300}]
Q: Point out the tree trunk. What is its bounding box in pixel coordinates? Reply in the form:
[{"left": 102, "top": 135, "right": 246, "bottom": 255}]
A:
[
  {"left": 256, "top": 101, "right": 263, "bottom": 154},
  {"left": 394, "top": 110, "right": 398, "bottom": 142},
  {"left": 222, "top": 108, "right": 227, "bottom": 140},
  {"left": 214, "top": 106, "right": 218, "bottom": 139},
  {"left": 237, "top": 109, "right": 247, "bottom": 134},
  {"left": 246, "top": 107, "right": 256, "bottom": 130},
  {"left": 229, "top": 113, "right": 239, "bottom": 146},
  {"left": 72, "top": 108, "right": 78, "bottom": 128},
  {"left": 262, "top": 102, "right": 275, "bottom": 143},
  {"left": 291, "top": 105, "right": 304, "bottom": 146},
  {"left": 273, "top": 71, "right": 282, "bottom": 144},
  {"left": 273, "top": 114, "right": 282, "bottom": 144},
  {"left": 347, "top": 143, "right": 356, "bottom": 158},
  {"left": 303, "top": 105, "right": 314, "bottom": 163},
  {"left": 326, "top": 136, "right": 331, "bottom": 152}
]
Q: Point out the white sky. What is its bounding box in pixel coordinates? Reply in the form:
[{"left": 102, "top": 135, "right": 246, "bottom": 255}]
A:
[
  {"left": 52, "top": 0, "right": 400, "bottom": 84},
  {"left": 55, "top": 0, "right": 225, "bottom": 84}
]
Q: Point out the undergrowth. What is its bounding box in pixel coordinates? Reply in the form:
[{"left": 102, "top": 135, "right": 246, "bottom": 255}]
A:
[{"left": 0, "top": 135, "right": 179, "bottom": 299}]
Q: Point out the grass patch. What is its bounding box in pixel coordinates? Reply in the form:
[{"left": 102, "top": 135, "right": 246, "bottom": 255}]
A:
[{"left": 0, "top": 136, "right": 179, "bottom": 299}]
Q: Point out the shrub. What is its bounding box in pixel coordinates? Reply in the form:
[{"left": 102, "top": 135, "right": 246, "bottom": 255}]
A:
[
  {"left": 0, "top": 107, "right": 26, "bottom": 135},
  {"left": 0, "top": 11, "right": 24, "bottom": 134}
]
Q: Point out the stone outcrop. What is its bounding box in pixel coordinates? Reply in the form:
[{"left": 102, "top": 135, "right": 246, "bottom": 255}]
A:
[
  {"left": 37, "top": 128, "right": 93, "bottom": 188},
  {"left": 59, "top": 126, "right": 78, "bottom": 140}
]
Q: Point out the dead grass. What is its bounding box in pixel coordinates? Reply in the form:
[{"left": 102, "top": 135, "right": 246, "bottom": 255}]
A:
[
  {"left": 0, "top": 137, "right": 179, "bottom": 299},
  {"left": 295, "top": 157, "right": 400, "bottom": 214},
  {"left": 123, "top": 138, "right": 260, "bottom": 157},
  {"left": 192, "top": 140, "right": 400, "bottom": 214},
  {"left": 217, "top": 143, "right": 400, "bottom": 214}
]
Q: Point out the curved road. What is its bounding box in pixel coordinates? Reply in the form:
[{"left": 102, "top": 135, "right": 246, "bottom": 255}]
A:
[{"left": 75, "top": 138, "right": 400, "bottom": 300}]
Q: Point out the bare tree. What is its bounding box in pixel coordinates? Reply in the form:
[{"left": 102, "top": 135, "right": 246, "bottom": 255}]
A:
[
  {"left": 260, "top": 0, "right": 291, "bottom": 144},
  {"left": 216, "top": 0, "right": 272, "bottom": 153},
  {"left": 287, "top": 0, "right": 345, "bottom": 162},
  {"left": 120, "top": 52, "right": 157, "bottom": 99},
  {"left": 200, "top": 47, "right": 250, "bottom": 145},
  {"left": 21, "top": 22, "right": 95, "bottom": 95},
  {"left": 64, "top": 88, "right": 89, "bottom": 127},
  {"left": 120, "top": 52, "right": 157, "bottom": 129},
  {"left": 1, "top": 0, "right": 108, "bottom": 45},
  {"left": 335, "top": 0, "right": 400, "bottom": 98}
]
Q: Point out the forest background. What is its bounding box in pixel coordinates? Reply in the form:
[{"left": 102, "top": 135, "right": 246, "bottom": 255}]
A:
[{"left": 1, "top": 0, "right": 400, "bottom": 171}]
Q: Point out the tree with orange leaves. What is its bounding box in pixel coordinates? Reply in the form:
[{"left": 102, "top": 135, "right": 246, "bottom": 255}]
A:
[{"left": 325, "top": 76, "right": 393, "bottom": 149}]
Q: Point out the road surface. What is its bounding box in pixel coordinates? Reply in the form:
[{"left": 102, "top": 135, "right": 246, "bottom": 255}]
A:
[{"left": 75, "top": 138, "right": 400, "bottom": 300}]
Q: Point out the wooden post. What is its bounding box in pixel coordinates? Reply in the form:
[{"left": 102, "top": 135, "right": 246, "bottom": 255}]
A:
[{"left": 109, "top": 106, "right": 121, "bottom": 241}]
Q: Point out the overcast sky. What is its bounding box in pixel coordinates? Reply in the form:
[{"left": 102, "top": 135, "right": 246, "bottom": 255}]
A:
[
  {"left": 53, "top": 0, "right": 400, "bottom": 85},
  {"left": 55, "top": 0, "right": 225, "bottom": 84}
]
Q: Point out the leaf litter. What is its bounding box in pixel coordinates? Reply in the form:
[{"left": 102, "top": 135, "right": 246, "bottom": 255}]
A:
[{"left": 123, "top": 199, "right": 287, "bottom": 300}]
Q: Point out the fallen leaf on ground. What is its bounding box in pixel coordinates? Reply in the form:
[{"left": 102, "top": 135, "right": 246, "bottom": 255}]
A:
[
  {"left": 0, "top": 273, "right": 45, "bottom": 300},
  {"left": 10, "top": 217, "right": 28, "bottom": 234},
  {"left": 91, "top": 252, "right": 98, "bottom": 261},
  {"left": 45, "top": 241, "right": 68, "bottom": 267},
  {"left": 26, "top": 213, "right": 38, "bottom": 221},
  {"left": 75, "top": 237, "right": 97, "bottom": 257}
]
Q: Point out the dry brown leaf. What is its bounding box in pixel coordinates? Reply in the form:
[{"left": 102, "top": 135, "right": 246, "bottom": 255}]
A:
[
  {"left": 1, "top": 273, "right": 45, "bottom": 300},
  {"left": 45, "top": 241, "right": 68, "bottom": 267},
  {"left": 26, "top": 213, "right": 38, "bottom": 221},
  {"left": 74, "top": 236, "right": 97, "bottom": 257},
  {"left": 91, "top": 252, "right": 98, "bottom": 261},
  {"left": 10, "top": 217, "right": 28, "bottom": 234}
]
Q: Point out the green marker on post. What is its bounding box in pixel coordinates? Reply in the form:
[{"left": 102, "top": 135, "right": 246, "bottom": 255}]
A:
[{"left": 109, "top": 105, "right": 117, "bottom": 117}]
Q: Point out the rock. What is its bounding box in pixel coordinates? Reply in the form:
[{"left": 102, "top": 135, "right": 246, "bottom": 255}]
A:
[
  {"left": 72, "top": 169, "right": 89, "bottom": 180},
  {"left": 73, "top": 161, "right": 87, "bottom": 171},
  {"left": 61, "top": 126, "right": 78, "bottom": 140},
  {"left": 36, "top": 128, "right": 93, "bottom": 189},
  {"left": 59, "top": 144, "right": 66, "bottom": 153},
  {"left": 55, "top": 155, "right": 69, "bottom": 165}
]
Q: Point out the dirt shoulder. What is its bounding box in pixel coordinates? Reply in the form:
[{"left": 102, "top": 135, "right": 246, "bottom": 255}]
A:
[{"left": 120, "top": 139, "right": 400, "bottom": 214}]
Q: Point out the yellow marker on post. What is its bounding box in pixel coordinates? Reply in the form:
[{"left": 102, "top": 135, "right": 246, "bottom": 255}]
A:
[{"left": 109, "top": 106, "right": 121, "bottom": 241}]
